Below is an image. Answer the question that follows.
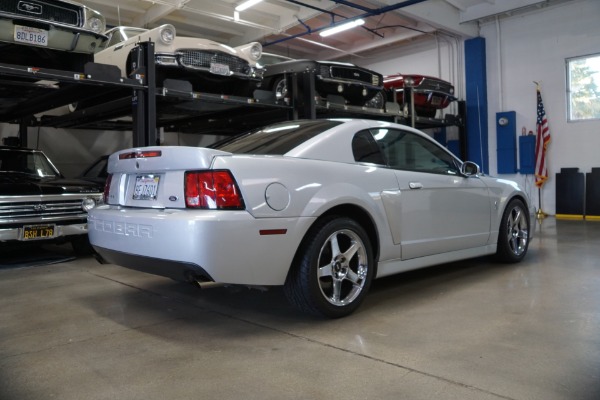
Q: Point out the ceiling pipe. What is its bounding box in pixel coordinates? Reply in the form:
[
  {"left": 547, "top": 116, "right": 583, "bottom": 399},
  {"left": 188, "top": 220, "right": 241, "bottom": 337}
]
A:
[{"left": 264, "top": 0, "right": 429, "bottom": 47}]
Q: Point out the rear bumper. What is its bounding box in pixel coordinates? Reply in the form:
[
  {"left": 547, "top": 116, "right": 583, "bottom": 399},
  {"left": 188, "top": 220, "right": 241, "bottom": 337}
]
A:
[
  {"left": 93, "top": 246, "right": 214, "bottom": 283},
  {"left": 88, "top": 206, "right": 316, "bottom": 286}
]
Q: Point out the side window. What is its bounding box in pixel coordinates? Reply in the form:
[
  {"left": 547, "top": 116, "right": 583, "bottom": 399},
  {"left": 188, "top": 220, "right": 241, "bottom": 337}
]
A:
[
  {"left": 352, "top": 130, "right": 386, "bottom": 165},
  {"left": 370, "top": 128, "right": 458, "bottom": 174}
]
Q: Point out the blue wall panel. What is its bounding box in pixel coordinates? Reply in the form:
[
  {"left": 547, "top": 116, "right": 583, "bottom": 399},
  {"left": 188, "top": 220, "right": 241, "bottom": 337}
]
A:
[
  {"left": 519, "top": 135, "right": 536, "bottom": 174},
  {"left": 464, "top": 37, "right": 489, "bottom": 174},
  {"left": 496, "top": 111, "right": 517, "bottom": 173}
]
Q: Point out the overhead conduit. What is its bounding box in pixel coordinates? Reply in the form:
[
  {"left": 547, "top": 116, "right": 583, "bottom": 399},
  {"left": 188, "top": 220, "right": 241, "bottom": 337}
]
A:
[{"left": 263, "top": 0, "right": 430, "bottom": 47}]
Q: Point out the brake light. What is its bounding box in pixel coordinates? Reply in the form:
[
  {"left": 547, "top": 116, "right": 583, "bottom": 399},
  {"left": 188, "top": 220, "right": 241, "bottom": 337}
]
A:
[
  {"left": 119, "top": 150, "right": 162, "bottom": 159},
  {"left": 185, "top": 170, "right": 244, "bottom": 210},
  {"left": 103, "top": 173, "right": 113, "bottom": 204}
]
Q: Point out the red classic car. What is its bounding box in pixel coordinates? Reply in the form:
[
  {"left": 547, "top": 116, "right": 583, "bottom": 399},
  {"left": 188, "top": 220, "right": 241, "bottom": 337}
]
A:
[{"left": 383, "top": 74, "right": 455, "bottom": 118}]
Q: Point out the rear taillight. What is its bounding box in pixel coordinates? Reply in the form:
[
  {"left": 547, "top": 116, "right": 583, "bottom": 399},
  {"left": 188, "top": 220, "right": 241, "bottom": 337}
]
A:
[
  {"left": 103, "top": 173, "right": 113, "bottom": 204},
  {"left": 185, "top": 170, "right": 244, "bottom": 210}
]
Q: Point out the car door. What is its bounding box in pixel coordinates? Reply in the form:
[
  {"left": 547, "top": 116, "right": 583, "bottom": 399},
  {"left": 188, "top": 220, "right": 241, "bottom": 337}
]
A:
[{"left": 370, "top": 128, "right": 492, "bottom": 260}]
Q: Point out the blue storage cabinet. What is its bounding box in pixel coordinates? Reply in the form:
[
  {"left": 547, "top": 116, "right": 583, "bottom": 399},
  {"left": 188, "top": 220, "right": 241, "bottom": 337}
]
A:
[
  {"left": 496, "top": 111, "right": 517, "bottom": 174},
  {"left": 519, "top": 135, "right": 536, "bottom": 174}
]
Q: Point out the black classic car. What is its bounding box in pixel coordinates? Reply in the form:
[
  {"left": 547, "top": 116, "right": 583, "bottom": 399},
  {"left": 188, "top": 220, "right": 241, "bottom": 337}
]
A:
[
  {"left": 0, "top": 0, "right": 107, "bottom": 70},
  {"left": 0, "top": 145, "right": 103, "bottom": 252},
  {"left": 259, "top": 53, "right": 384, "bottom": 107}
]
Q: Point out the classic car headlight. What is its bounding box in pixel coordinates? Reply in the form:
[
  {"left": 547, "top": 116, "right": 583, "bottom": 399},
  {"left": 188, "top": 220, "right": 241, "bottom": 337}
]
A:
[
  {"left": 249, "top": 43, "right": 262, "bottom": 61},
  {"left": 372, "top": 75, "right": 380, "bottom": 85},
  {"left": 404, "top": 77, "right": 415, "bottom": 87},
  {"left": 88, "top": 17, "right": 105, "bottom": 33},
  {"left": 81, "top": 197, "right": 98, "bottom": 213},
  {"left": 159, "top": 25, "right": 176, "bottom": 44}
]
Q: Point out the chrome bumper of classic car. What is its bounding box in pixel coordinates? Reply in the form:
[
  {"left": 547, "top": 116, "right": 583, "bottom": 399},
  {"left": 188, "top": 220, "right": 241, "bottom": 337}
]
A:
[
  {"left": 156, "top": 51, "right": 264, "bottom": 80},
  {"left": 0, "top": 19, "right": 107, "bottom": 53},
  {"left": 318, "top": 76, "right": 382, "bottom": 90},
  {"left": 0, "top": 222, "right": 89, "bottom": 242}
]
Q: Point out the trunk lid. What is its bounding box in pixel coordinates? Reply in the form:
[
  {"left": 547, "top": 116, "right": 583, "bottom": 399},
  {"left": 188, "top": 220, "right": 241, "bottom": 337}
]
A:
[{"left": 105, "top": 146, "right": 231, "bottom": 209}]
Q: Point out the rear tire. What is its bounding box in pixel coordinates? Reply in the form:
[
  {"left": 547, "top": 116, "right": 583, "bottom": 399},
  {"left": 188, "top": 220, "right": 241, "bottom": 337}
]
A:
[
  {"left": 272, "top": 77, "right": 288, "bottom": 102},
  {"left": 284, "top": 216, "right": 374, "bottom": 318},
  {"left": 495, "top": 199, "right": 530, "bottom": 263}
]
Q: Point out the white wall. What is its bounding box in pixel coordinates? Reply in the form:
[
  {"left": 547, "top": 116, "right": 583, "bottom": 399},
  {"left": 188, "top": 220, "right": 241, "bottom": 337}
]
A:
[
  {"left": 481, "top": 0, "right": 600, "bottom": 215},
  {"left": 359, "top": 0, "right": 600, "bottom": 216}
]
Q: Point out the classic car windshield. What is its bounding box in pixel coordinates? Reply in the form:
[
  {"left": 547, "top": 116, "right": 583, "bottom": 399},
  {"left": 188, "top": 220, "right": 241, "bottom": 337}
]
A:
[
  {"left": 214, "top": 120, "right": 344, "bottom": 155},
  {"left": 0, "top": 150, "right": 60, "bottom": 177}
]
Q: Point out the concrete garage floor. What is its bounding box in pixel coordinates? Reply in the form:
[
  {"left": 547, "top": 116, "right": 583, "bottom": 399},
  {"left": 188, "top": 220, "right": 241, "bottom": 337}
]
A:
[{"left": 1, "top": 218, "right": 599, "bottom": 400}]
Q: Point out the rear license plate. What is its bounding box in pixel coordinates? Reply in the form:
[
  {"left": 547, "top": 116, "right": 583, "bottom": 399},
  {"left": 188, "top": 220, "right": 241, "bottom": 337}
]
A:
[
  {"left": 133, "top": 175, "right": 160, "bottom": 200},
  {"left": 22, "top": 225, "right": 55, "bottom": 240},
  {"left": 210, "top": 62, "right": 230, "bottom": 76},
  {"left": 14, "top": 25, "right": 48, "bottom": 47}
]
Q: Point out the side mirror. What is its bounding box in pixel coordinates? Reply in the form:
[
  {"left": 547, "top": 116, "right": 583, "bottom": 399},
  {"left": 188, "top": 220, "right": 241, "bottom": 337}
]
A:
[{"left": 461, "top": 161, "right": 481, "bottom": 176}]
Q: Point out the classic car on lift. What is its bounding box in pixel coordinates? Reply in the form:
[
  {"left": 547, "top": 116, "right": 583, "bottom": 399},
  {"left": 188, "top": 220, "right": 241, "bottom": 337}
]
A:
[
  {"left": 94, "top": 25, "right": 263, "bottom": 96},
  {"left": 259, "top": 53, "right": 385, "bottom": 108},
  {"left": 0, "top": 0, "right": 107, "bottom": 70},
  {"left": 88, "top": 119, "right": 533, "bottom": 318},
  {"left": 0, "top": 145, "right": 103, "bottom": 253},
  {"left": 383, "top": 73, "right": 456, "bottom": 118}
]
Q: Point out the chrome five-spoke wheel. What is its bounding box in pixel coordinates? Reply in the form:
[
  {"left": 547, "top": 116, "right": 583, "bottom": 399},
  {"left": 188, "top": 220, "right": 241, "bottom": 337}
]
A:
[
  {"left": 317, "top": 228, "right": 369, "bottom": 306},
  {"left": 284, "top": 216, "right": 374, "bottom": 318},
  {"left": 496, "top": 199, "right": 530, "bottom": 263}
]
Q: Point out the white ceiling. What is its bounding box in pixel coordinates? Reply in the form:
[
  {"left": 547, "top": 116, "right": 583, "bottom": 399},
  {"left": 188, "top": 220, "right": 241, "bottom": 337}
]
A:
[{"left": 80, "top": 0, "right": 568, "bottom": 60}]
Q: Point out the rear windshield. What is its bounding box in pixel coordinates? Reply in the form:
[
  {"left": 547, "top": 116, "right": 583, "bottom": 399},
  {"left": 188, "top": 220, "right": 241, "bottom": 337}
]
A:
[{"left": 213, "top": 120, "right": 344, "bottom": 155}]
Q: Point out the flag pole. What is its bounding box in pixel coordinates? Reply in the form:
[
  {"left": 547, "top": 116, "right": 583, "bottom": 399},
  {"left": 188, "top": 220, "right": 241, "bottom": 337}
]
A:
[
  {"left": 536, "top": 187, "right": 547, "bottom": 219},
  {"left": 533, "top": 81, "right": 549, "bottom": 220}
]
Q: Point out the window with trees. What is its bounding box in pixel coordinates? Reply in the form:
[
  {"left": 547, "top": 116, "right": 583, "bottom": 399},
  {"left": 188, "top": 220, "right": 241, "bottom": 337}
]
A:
[{"left": 567, "top": 53, "right": 600, "bottom": 121}]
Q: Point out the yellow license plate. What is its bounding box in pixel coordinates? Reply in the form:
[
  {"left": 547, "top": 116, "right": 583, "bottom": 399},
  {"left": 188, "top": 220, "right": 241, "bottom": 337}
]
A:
[{"left": 22, "top": 225, "right": 55, "bottom": 240}]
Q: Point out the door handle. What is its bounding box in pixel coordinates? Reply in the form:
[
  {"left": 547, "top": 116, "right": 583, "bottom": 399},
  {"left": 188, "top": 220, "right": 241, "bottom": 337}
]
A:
[{"left": 409, "top": 182, "right": 423, "bottom": 189}]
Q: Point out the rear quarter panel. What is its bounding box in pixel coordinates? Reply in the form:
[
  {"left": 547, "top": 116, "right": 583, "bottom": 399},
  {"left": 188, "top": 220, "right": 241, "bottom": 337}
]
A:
[{"left": 212, "top": 155, "right": 402, "bottom": 262}]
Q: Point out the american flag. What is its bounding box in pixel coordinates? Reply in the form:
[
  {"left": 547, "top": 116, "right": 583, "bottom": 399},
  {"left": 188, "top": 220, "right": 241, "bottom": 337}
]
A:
[{"left": 534, "top": 87, "right": 551, "bottom": 188}]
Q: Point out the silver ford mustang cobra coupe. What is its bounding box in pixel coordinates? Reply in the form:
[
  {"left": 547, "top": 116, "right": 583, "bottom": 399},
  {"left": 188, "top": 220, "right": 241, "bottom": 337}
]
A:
[{"left": 88, "top": 119, "right": 533, "bottom": 318}]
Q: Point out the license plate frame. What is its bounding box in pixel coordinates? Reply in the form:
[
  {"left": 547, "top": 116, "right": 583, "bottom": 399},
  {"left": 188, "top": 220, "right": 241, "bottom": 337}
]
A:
[
  {"left": 14, "top": 25, "right": 48, "bottom": 47},
  {"left": 22, "top": 225, "right": 56, "bottom": 241},
  {"left": 133, "top": 175, "right": 160, "bottom": 200},
  {"left": 210, "top": 62, "right": 230, "bottom": 76},
  {"left": 430, "top": 96, "right": 443, "bottom": 106}
]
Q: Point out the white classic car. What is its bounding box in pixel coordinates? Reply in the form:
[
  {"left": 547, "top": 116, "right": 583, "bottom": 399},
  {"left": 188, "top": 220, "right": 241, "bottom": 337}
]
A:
[
  {"left": 0, "top": 0, "right": 106, "bottom": 70},
  {"left": 88, "top": 119, "right": 533, "bottom": 318},
  {"left": 95, "top": 25, "right": 263, "bottom": 96}
]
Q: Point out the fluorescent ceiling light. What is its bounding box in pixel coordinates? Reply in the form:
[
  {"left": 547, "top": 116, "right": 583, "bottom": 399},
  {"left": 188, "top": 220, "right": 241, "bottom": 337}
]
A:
[
  {"left": 235, "top": 0, "right": 263, "bottom": 11},
  {"left": 320, "top": 19, "right": 365, "bottom": 37}
]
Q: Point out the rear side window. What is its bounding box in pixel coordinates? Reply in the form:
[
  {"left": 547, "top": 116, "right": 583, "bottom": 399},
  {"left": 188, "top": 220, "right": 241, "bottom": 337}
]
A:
[
  {"left": 214, "top": 120, "right": 343, "bottom": 155},
  {"left": 352, "top": 130, "right": 386, "bottom": 165}
]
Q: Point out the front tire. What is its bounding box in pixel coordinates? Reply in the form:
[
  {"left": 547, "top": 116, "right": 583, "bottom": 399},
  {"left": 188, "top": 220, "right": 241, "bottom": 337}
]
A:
[
  {"left": 496, "top": 199, "right": 530, "bottom": 263},
  {"left": 284, "top": 216, "right": 374, "bottom": 318}
]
